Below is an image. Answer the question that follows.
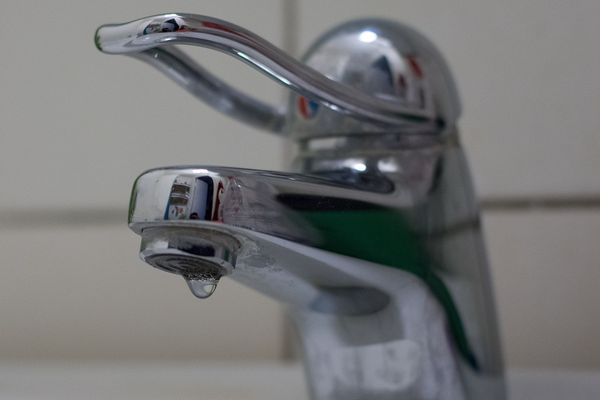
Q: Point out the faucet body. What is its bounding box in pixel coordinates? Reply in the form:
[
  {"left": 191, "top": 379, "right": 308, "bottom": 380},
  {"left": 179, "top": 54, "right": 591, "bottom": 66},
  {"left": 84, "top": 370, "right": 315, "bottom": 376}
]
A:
[{"left": 98, "top": 14, "right": 506, "bottom": 399}]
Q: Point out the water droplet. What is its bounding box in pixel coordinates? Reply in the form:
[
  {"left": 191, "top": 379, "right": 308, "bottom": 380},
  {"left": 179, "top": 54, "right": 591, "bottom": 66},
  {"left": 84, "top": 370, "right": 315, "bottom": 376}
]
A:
[{"left": 185, "top": 278, "right": 218, "bottom": 299}]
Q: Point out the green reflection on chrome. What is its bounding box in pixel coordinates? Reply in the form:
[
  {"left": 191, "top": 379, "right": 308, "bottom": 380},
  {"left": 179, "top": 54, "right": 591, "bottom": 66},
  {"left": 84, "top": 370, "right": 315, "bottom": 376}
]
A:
[{"left": 300, "top": 209, "right": 478, "bottom": 369}]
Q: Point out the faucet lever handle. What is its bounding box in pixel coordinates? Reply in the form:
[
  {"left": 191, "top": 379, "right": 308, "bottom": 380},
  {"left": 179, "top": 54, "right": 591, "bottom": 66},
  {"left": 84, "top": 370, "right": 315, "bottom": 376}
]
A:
[{"left": 95, "top": 13, "right": 439, "bottom": 133}]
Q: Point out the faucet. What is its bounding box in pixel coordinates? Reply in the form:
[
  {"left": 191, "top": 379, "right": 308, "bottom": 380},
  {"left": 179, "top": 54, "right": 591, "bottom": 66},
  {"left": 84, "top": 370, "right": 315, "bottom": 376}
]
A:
[{"left": 96, "top": 13, "right": 505, "bottom": 400}]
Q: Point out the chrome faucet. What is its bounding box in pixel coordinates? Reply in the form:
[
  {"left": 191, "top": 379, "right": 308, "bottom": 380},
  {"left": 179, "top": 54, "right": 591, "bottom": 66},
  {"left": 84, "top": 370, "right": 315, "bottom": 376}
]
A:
[{"left": 96, "top": 13, "right": 505, "bottom": 399}]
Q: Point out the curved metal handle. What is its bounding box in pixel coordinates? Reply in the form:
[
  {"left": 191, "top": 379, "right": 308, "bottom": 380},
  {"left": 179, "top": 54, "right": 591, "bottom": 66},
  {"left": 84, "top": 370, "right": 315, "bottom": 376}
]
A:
[{"left": 95, "top": 13, "right": 438, "bottom": 133}]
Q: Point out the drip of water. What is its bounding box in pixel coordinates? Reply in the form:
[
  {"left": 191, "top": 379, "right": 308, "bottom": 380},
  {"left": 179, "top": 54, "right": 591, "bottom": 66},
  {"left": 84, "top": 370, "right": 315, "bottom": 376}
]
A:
[{"left": 185, "top": 278, "right": 218, "bottom": 299}]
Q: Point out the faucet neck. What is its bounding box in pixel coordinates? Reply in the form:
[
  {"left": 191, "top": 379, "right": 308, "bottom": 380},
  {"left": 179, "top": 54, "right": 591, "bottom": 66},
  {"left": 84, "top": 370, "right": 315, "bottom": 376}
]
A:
[{"left": 291, "top": 129, "right": 459, "bottom": 195}]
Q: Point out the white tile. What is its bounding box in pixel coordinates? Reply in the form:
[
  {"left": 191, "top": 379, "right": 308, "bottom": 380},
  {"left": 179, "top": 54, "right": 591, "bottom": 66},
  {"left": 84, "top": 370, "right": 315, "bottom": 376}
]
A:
[
  {"left": 0, "top": 362, "right": 308, "bottom": 400},
  {"left": 1, "top": 362, "right": 600, "bottom": 400},
  {"left": 483, "top": 210, "right": 600, "bottom": 368},
  {"left": 0, "top": 0, "right": 287, "bottom": 209},
  {"left": 0, "top": 225, "right": 285, "bottom": 360},
  {"left": 295, "top": 0, "right": 600, "bottom": 196}
]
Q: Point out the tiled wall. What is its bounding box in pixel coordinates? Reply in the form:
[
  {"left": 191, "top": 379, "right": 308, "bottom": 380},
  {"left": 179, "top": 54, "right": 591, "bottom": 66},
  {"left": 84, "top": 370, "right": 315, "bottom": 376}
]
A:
[
  {"left": 0, "top": 0, "right": 288, "bottom": 361},
  {"left": 1, "top": 0, "right": 599, "bottom": 368},
  {"left": 485, "top": 210, "right": 600, "bottom": 368}
]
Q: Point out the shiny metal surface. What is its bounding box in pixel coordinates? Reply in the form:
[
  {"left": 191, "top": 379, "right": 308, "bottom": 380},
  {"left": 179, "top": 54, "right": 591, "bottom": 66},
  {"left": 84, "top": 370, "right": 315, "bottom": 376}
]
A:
[
  {"left": 288, "top": 19, "right": 461, "bottom": 138},
  {"left": 95, "top": 13, "right": 449, "bottom": 132},
  {"left": 97, "top": 13, "right": 505, "bottom": 400},
  {"left": 131, "top": 47, "right": 286, "bottom": 133}
]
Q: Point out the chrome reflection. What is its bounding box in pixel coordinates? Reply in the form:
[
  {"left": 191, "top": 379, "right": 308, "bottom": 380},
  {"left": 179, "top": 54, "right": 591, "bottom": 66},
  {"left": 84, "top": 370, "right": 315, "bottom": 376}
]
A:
[
  {"left": 95, "top": 14, "right": 458, "bottom": 132},
  {"left": 99, "top": 13, "right": 505, "bottom": 400}
]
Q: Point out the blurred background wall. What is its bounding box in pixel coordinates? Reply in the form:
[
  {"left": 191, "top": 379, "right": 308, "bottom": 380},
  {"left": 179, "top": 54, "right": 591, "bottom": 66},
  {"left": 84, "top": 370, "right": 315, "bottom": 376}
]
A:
[{"left": 1, "top": 0, "right": 599, "bottom": 369}]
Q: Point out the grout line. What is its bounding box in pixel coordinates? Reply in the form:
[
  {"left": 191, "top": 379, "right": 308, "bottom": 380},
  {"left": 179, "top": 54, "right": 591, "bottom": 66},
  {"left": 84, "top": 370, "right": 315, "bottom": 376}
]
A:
[
  {"left": 1, "top": 195, "right": 599, "bottom": 229},
  {"left": 280, "top": 313, "right": 297, "bottom": 361},
  {"left": 280, "top": 0, "right": 299, "bottom": 169},
  {"left": 280, "top": 1, "right": 301, "bottom": 363},
  {"left": 0, "top": 207, "right": 127, "bottom": 229},
  {"left": 481, "top": 195, "right": 600, "bottom": 211},
  {"left": 281, "top": 0, "right": 299, "bottom": 57}
]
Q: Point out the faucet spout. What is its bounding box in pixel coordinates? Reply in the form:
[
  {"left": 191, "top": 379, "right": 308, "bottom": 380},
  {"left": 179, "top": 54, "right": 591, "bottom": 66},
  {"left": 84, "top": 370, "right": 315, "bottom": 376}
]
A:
[{"left": 128, "top": 138, "right": 504, "bottom": 398}]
